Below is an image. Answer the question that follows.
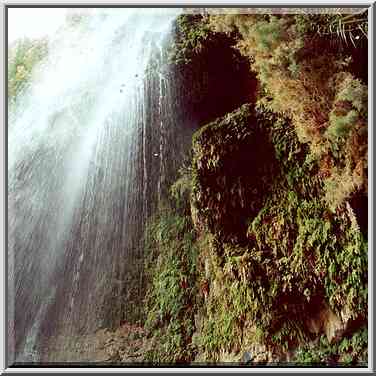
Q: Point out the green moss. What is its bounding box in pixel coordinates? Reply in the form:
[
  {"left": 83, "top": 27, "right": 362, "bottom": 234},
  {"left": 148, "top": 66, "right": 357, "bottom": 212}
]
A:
[
  {"left": 168, "top": 14, "right": 212, "bottom": 65},
  {"left": 336, "top": 78, "right": 367, "bottom": 116},
  {"left": 246, "top": 110, "right": 367, "bottom": 331},
  {"left": 209, "top": 13, "right": 368, "bottom": 211},
  {"left": 144, "top": 99, "right": 367, "bottom": 363},
  {"left": 196, "top": 253, "right": 254, "bottom": 360},
  {"left": 294, "top": 327, "right": 367, "bottom": 366},
  {"left": 189, "top": 103, "right": 366, "bottom": 361},
  {"left": 255, "top": 104, "right": 320, "bottom": 198},
  {"left": 192, "top": 103, "right": 253, "bottom": 152},
  {"left": 170, "top": 164, "right": 192, "bottom": 215},
  {"left": 249, "top": 174, "right": 366, "bottom": 324},
  {"left": 191, "top": 104, "right": 277, "bottom": 241},
  {"left": 144, "top": 200, "right": 198, "bottom": 363},
  {"left": 327, "top": 110, "right": 359, "bottom": 140},
  {"left": 251, "top": 107, "right": 365, "bottom": 351},
  {"left": 253, "top": 16, "right": 283, "bottom": 52},
  {"left": 8, "top": 37, "right": 48, "bottom": 108},
  {"left": 319, "top": 208, "right": 368, "bottom": 316}
]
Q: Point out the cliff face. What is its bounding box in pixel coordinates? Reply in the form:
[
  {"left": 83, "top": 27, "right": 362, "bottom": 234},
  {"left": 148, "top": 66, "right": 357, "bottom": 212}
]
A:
[
  {"left": 144, "top": 13, "right": 368, "bottom": 365},
  {"left": 191, "top": 104, "right": 277, "bottom": 242},
  {"left": 189, "top": 105, "right": 367, "bottom": 364}
]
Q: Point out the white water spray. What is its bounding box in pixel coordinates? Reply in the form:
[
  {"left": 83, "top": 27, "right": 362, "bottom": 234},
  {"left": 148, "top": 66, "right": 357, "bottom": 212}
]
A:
[{"left": 8, "top": 8, "right": 181, "bottom": 362}]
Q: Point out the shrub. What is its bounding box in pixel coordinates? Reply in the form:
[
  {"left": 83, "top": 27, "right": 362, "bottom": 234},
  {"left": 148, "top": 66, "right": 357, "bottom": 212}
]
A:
[
  {"left": 294, "top": 327, "right": 367, "bottom": 366},
  {"left": 8, "top": 37, "right": 48, "bottom": 108},
  {"left": 168, "top": 14, "right": 212, "bottom": 65},
  {"left": 144, "top": 201, "right": 198, "bottom": 363},
  {"left": 207, "top": 12, "right": 368, "bottom": 210}
]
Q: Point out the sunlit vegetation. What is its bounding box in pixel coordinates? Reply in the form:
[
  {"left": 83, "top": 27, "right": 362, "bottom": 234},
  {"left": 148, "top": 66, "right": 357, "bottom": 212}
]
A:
[
  {"left": 168, "top": 14, "right": 212, "bottom": 65},
  {"left": 144, "top": 202, "right": 198, "bottom": 363},
  {"left": 208, "top": 11, "right": 367, "bottom": 210},
  {"left": 144, "top": 103, "right": 367, "bottom": 364},
  {"left": 143, "top": 10, "right": 367, "bottom": 366},
  {"left": 8, "top": 37, "right": 48, "bottom": 108},
  {"left": 190, "top": 105, "right": 367, "bottom": 363},
  {"left": 294, "top": 327, "right": 367, "bottom": 366}
]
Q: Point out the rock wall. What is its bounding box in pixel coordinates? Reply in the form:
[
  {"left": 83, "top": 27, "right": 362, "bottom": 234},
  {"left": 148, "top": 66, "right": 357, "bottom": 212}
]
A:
[
  {"left": 144, "top": 12, "right": 368, "bottom": 366},
  {"left": 189, "top": 105, "right": 367, "bottom": 364}
]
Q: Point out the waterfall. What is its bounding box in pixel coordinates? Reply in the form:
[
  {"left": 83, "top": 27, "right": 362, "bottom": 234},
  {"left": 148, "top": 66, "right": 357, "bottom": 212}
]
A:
[{"left": 8, "top": 8, "right": 192, "bottom": 363}]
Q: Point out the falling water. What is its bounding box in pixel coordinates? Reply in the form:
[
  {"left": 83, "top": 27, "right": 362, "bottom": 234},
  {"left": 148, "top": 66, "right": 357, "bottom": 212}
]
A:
[{"left": 7, "top": 8, "right": 194, "bottom": 363}]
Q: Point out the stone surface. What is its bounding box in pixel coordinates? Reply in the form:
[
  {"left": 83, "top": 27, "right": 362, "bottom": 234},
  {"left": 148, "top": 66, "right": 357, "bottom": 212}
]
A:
[
  {"left": 191, "top": 104, "right": 278, "bottom": 242},
  {"left": 42, "top": 322, "right": 148, "bottom": 363},
  {"left": 242, "top": 351, "right": 253, "bottom": 363},
  {"left": 306, "top": 303, "right": 345, "bottom": 343}
]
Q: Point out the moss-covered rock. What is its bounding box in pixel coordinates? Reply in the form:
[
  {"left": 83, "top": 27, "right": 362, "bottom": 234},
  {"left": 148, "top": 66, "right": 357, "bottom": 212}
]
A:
[
  {"left": 294, "top": 327, "right": 367, "bottom": 366},
  {"left": 189, "top": 104, "right": 367, "bottom": 364},
  {"left": 207, "top": 13, "right": 368, "bottom": 211},
  {"left": 191, "top": 104, "right": 277, "bottom": 242},
  {"left": 143, "top": 13, "right": 368, "bottom": 366},
  {"left": 144, "top": 102, "right": 367, "bottom": 365},
  {"left": 168, "top": 14, "right": 257, "bottom": 127},
  {"left": 143, "top": 204, "right": 198, "bottom": 363}
]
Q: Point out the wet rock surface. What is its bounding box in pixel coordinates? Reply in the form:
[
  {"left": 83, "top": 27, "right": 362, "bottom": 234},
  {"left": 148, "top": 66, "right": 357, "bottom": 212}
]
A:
[{"left": 42, "top": 322, "right": 148, "bottom": 364}]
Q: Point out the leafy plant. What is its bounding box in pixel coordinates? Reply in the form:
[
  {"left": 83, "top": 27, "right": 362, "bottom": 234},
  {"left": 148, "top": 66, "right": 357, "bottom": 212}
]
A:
[
  {"left": 294, "top": 327, "right": 367, "bottom": 366},
  {"left": 144, "top": 199, "right": 198, "bottom": 362},
  {"left": 207, "top": 12, "right": 368, "bottom": 210},
  {"left": 168, "top": 14, "right": 212, "bottom": 65}
]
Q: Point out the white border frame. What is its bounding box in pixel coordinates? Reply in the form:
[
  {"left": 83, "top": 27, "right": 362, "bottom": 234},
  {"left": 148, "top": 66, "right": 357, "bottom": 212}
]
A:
[{"left": 1, "top": 0, "right": 374, "bottom": 373}]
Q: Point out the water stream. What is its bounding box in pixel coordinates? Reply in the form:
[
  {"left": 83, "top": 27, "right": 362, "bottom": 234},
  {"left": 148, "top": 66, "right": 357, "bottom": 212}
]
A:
[{"left": 8, "top": 8, "right": 190, "bottom": 362}]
